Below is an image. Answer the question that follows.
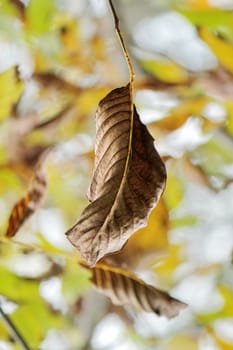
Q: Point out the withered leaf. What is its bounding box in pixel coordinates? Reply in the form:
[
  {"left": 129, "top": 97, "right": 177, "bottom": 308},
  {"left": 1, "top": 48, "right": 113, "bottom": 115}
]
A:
[
  {"left": 6, "top": 159, "right": 48, "bottom": 238},
  {"left": 82, "top": 263, "right": 186, "bottom": 318},
  {"left": 66, "top": 84, "right": 166, "bottom": 266},
  {"left": 103, "top": 199, "right": 169, "bottom": 271}
]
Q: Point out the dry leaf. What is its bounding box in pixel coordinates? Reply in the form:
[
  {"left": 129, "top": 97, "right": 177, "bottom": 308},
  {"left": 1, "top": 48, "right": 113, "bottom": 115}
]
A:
[
  {"left": 103, "top": 199, "right": 169, "bottom": 270},
  {"left": 66, "top": 84, "right": 166, "bottom": 266},
  {"left": 82, "top": 263, "right": 186, "bottom": 318},
  {"left": 6, "top": 159, "right": 48, "bottom": 238}
]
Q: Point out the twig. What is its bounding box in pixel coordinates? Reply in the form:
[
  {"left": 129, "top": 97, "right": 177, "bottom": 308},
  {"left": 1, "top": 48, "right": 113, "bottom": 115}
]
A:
[
  {"left": 0, "top": 305, "right": 31, "bottom": 350},
  {"left": 108, "top": 0, "right": 135, "bottom": 85},
  {"left": 108, "top": 0, "right": 135, "bottom": 185},
  {"left": 0, "top": 235, "right": 79, "bottom": 263}
]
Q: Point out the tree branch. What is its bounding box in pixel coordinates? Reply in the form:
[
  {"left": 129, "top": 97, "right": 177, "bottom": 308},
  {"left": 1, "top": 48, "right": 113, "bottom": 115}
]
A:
[
  {"left": 0, "top": 305, "right": 31, "bottom": 350},
  {"left": 108, "top": 0, "right": 135, "bottom": 85}
]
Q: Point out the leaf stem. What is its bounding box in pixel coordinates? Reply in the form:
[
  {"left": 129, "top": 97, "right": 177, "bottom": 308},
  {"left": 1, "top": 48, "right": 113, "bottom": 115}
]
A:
[
  {"left": 0, "top": 305, "right": 31, "bottom": 350},
  {"left": 108, "top": 0, "right": 135, "bottom": 85}
]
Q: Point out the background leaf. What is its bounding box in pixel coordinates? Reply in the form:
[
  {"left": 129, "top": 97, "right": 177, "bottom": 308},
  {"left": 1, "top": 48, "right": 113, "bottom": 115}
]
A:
[
  {"left": 0, "top": 68, "right": 23, "bottom": 122},
  {"left": 83, "top": 263, "right": 186, "bottom": 318}
]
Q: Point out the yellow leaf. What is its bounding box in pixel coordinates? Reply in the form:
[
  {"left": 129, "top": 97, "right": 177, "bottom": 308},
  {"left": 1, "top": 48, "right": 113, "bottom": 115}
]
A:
[
  {"left": 0, "top": 323, "right": 9, "bottom": 341},
  {"left": 154, "top": 245, "right": 183, "bottom": 288},
  {"left": 33, "top": 50, "right": 51, "bottom": 73},
  {"left": 153, "top": 97, "right": 207, "bottom": 131},
  {"left": 186, "top": 0, "right": 213, "bottom": 9},
  {"left": 59, "top": 19, "right": 81, "bottom": 53},
  {"left": 217, "top": 286, "right": 233, "bottom": 318},
  {"left": 76, "top": 88, "right": 109, "bottom": 116},
  {"left": 0, "top": 67, "right": 23, "bottom": 121},
  {"left": 199, "top": 27, "right": 233, "bottom": 74},
  {"left": 140, "top": 58, "right": 188, "bottom": 83},
  {"left": 209, "top": 328, "right": 233, "bottom": 350},
  {"left": 164, "top": 174, "right": 184, "bottom": 210},
  {"left": 161, "top": 334, "right": 198, "bottom": 350},
  {"left": 225, "top": 101, "right": 233, "bottom": 137},
  {"left": 212, "top": 335, "right": 233, "bottom": 350},
  {"left": 197, "top": 286, "right": 233, "bottom": 325},
  {"left": 104, "top": 199, "right": 169, "bottom": 270}
]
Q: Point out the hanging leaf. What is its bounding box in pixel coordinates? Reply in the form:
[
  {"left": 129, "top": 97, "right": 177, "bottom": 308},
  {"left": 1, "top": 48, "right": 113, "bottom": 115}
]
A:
[
  {"left": 104, "top": 199, "right": 169, "bottom": 270},
  {"left": 81, "top": 262, "right": 186, "bottom": 318},
  {"left": 6, "top": 157, "right": 48, "bottom": 238},
  {"left": 66, "top": 84, "right": 166, "bottom": 266}
]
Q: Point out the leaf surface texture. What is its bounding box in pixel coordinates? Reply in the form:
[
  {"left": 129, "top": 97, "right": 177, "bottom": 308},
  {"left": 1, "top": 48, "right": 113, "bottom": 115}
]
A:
[
  {"left": 66, "top": 84, "right": 166, "bottom": 266},
  {"left": 83, "top": 263, "right": 186, "bottom": 318}
]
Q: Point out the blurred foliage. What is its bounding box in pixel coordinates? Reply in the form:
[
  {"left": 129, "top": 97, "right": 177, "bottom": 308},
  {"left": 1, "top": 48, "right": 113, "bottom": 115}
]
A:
[{"left": 0, "top": 0, "right": 233, "bottom": 349}]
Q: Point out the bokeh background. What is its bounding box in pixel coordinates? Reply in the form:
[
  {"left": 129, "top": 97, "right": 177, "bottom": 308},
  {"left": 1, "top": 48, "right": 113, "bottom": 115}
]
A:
[{"left": 0, "top": 0, "right": 233, "bottom": 349}]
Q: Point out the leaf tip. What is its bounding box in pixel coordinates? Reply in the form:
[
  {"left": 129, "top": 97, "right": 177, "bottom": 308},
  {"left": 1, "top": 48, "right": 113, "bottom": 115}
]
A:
[{"left": 163, "top": 296, "right": 187, "bottom": 319}]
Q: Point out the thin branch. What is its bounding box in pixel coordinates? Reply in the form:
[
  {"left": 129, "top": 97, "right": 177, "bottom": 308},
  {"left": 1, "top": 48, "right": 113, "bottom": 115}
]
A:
[
  {"left": 108, "top": 0, "right": 135, "bottom": 187},
  {"left": 0, "top": 305, "right": 31, "bottom": 350},
  {"left": 108, "top": 0, "right": 135, "bottom": 85},
  {"left": 0, "top": 235, "right": 78, "bottom": 263}
]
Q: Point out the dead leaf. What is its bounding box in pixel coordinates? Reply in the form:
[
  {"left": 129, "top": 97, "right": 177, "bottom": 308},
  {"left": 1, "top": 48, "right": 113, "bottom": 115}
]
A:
[
  {"left": 82, "top": 262, "right": 186, "bottom": 318},
  {"left": 6, "top": 156, "right": 48, "bottom": 238},
  {"left": 66, "top": 84, "right": 166, "bottom": 266},
  {"left": 103, "top": 199, "right": 169, "bottom": 270}
]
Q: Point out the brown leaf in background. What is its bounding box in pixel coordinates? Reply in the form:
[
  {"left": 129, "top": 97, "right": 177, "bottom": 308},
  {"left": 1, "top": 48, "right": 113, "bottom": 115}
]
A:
[
  {"left": 6, "top": 157, "right": 48, "bottom": 238},
  {"left": 66, "top": 84, "right": 166, "bottom": 266},
  {"left": 82, "top": 263, "right": 186, "bottom": 318}
]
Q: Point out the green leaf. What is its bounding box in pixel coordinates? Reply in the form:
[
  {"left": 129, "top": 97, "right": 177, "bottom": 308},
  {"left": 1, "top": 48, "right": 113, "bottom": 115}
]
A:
[
  {"left": 139, "top": 58, "right": 188, "bottom": 83},
  {"left": 0, "top": 68, "right": 23, "bottom": 122},
  {"left": 0, "top": 267, "right": 64, "bottom": 348},
  {"left": 0, "top": 0, "right": 20, "bottom": 17},
  {"left": 26, "top": 0, "right": 55, "bottom": 35},
  {"left": 193, "top": 134, "right": 233, "bottom": 178},
  {"left": 180, "top": 10, "right": 233, "bottom": 29},
  {"left": 11, "top": 301, "right": 63, "bottom": 349},
  {"left": 62, "top": 262, "right": 90, "bottom": 304},
  {"left": 0, "top": 267, "right": 39, "bottom": 303},
  {"left": 171, "top": 215, "right": 197, "bottom": 228},
  {"left": 0, "top": 168, "right": 23, "bottom": 196}
]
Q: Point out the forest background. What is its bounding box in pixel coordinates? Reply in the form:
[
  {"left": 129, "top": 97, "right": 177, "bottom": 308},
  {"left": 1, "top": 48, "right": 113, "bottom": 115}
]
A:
[{"left": 0, "top": 0, "right": 233, "bottom": 349}]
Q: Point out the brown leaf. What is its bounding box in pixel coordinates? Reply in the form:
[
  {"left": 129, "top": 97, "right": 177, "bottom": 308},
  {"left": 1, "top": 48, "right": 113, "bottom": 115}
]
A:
[
  {"left": 6, "top": 158, "right": 48, "bottom": 238},
  {"left": 82, "top": 263, "right": 186, "bottom": 318},
  {"left": 103, "top": 199, "right": 169, "bottom": 270},
  {"left": 66, "top": 84, "right": 166, "bottom": 266}
]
